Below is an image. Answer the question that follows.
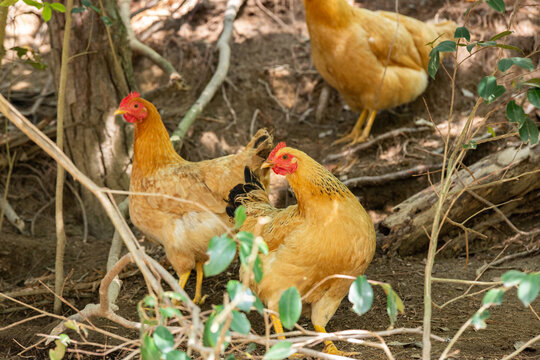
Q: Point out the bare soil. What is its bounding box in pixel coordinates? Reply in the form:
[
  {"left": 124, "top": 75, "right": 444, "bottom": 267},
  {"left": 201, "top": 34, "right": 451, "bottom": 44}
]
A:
[{"left": 1, "top": 0, "right": 539, "bottom": 359}]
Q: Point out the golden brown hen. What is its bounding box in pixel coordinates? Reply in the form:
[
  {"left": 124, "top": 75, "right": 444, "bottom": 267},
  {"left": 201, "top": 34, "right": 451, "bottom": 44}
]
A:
[
  {"left": 227, "top": 142, "right": 376, "bottom": 354},
  {"left": 114, "top": 92, "right": 273, "bottom": 303},
  {"left": 303, "top": 0, "right": 456, "bottom": 144}
]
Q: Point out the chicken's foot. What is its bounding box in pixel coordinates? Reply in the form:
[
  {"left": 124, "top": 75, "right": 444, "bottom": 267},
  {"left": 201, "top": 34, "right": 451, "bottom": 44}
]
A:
[
  {"left": 270, "top": 314, "right": 286, "bottom": 340},
  {"left": 332, "top": 109, "right": 369, "bottom": 146},
  {"left": 314, "top": 324, "right": 359, "bottom": 356}
]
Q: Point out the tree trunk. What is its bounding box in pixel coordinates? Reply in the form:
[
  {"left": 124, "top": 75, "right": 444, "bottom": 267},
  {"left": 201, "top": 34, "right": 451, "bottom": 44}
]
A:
[
  {"left": 48, "top": 1, "right": 136, "bottom": 236},
  {"left": 380, "top": 145, "right": 540, "bottom": 256}
]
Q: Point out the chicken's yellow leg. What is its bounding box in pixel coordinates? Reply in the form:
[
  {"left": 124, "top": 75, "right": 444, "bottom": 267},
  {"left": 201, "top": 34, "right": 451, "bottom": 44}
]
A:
[
  {"left": 332, "top": 109, "right": 368, "bottom": 146},
  {"left": 179, "top": 270, "right": 191, "bottom": 289},
  {"left": 271, "top": 314, "right": 286, "bottom": 340},
  {"left": 192, "top": 262, "right": 205, "bottom": 304},
  {"left": 353, "top": 110, "right": 378, "bottom": 144}
]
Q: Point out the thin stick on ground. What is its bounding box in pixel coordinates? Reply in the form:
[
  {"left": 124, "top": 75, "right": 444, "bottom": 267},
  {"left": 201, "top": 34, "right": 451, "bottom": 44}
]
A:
[
  {"left": 342, "top": 164, "right": 442, "bottom": 187},
  {"left": 170, "top": 0, "right": 246, "bottom": 150},
  {"left": 53, "top": 0, "right": 73, "bottom": 315},
  {"left": 118, "top": 0, "right": 185, "bottom": 89}
]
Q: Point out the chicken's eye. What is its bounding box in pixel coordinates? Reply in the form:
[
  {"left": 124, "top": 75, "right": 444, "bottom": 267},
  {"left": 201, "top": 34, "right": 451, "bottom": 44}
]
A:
[
  {"left": 282, "top": 154, "right": 288, "bottom": 160},
  {"left": 134, "top": 103, "right": 139, "bottom": 109}
]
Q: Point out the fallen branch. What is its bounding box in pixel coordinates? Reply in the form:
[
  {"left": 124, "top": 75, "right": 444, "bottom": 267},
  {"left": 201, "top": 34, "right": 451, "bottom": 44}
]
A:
[
  {"left": 343, "top": 164, "right": 442, "bottom": 187},
  {"left": 118, "top": 0, "right": 185, "bottom": 89},
  {"left": 170, "top": 0, "right": 246, "bottom": 149},
  {"left": 325, "top": 127, "right": 432, "bottom": 161},
  {"left": 381, "top": 145, "right": 540, "bottom": 255}
]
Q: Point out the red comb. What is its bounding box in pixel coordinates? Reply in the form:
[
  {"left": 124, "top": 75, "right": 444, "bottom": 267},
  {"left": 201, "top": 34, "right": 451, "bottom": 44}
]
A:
[
  {"left": 119, "top": 91, "right": 141, "bottom": 107},
  {"left": 268, "top": 142, "right": 286, "bottom": 161}
]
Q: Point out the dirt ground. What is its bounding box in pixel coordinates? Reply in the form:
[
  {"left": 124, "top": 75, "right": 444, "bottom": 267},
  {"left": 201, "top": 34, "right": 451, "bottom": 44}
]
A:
[{"left": 1, "top": 0, "right": 539, "bottom": 359}]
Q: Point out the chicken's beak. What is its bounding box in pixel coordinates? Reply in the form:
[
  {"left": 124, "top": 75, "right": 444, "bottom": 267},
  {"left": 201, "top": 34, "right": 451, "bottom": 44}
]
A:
[
  {"left": 261, "top": 161, "right": 273, "bottom": 169},
  {"left": 114, "top": 109, "right": 127, "bottom": 116}
]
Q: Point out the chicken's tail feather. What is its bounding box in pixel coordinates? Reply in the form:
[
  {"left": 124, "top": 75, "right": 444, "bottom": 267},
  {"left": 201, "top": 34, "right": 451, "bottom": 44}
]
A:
[
  {"left": 226, "top": 166, "right": 268, "bottom": 218},
  {"left": 245, "top": 128, "right": 273, "bottom": 160}
]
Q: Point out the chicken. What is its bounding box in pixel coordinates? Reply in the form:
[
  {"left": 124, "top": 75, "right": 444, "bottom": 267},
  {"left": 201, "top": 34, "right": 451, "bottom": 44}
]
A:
[
  {"left": 302, "top": 0, "right": 456, "bottom": 144},
  {"left": 114, "top": 92, "right": 273, "bottom": 303},
  {"left": 227, "top": 142, "right": 376, "bottom": 354}
]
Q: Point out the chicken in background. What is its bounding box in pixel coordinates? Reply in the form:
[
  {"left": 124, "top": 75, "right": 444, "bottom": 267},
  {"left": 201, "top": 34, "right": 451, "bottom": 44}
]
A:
[
  {"left": 227, "top": 142, "right": 376, "bottom": 355},
  {"left": 302, "top": 0, "right": 457, "bottom": 145},
  {"left": 114, "top": 92, "right": 273, "bottom": 303}
]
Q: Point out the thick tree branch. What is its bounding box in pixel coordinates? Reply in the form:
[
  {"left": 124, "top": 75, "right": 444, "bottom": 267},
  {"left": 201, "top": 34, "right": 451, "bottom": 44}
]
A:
[{"left": 170, "top": 0, "right": 246, "bottom": 149}]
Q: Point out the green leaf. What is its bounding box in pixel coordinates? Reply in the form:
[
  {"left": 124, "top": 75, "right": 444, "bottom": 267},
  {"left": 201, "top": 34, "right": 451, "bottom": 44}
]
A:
[
  {"left": 163, "top": 291, "right": 188, "bottom": 303},
  {"left": 478, "top": 76, "right": 505, "bottom": 103},
  {"left": 141, "top": 334, "right": 160, "bottom": 360},
  {"left": 487, "top": 126, "right": 496, "bottom": 137},
  {"left": 521, "top": 78, "right": 540, "bottom": 88},
  {"left": 225, "top": 355, "right": 236, "bottom": 360},
  {"left": 478, "top": 40, "right": 497, "bottom": 47},
  {"left": 278, "top": 287, "right": 302, "bottom": 330},
  {"left": 81, "top": 0, "right": 92, "bottom": 6},
  {"left": 498, "top": 57, "right": 534, "bottom": 73},
  {"left": 246, "top": 343, "right": 257, "bottom": 353},
  {"left": 159, "top": 307, "right": 183, "bottom": 319},
  {"left": 506, "top": 100, "right": 526, "bottom": 126},
  {"left": 58, "top": 334, "right": 70, "bottom": 346},
  {"left": 517, "top": 273, "right": 540, "bottom": 307},
  {"left": 10, "top": 46, "right": 28, "bottom": 58},
  {"left": 466, "top": 42, "right": 477, "bottom": 53},
  {"left": 502, "top": 270, "right": 528, "bottom": 287},
  {"left": 231, "top": 310, "right": 251, "bottom": 334},
  {"left": 348, "top": 276, "right": 373, "bottom": 315},
  {"left": 253, "top": 294, "right": 265, "bottom": 315},
  {"left": 0, "top": 0, "right": 18, "bottom": 7},
  {"left": 528, "top": 88, "right": 540, "bottom": 108},
  {"left": 42, "top": 3, "right": 52, "bottom": 21},
  {"left": 492, "top": 43, "right": 523, "bottom": 53},
  {"left": 435, "top": 40, "right": 457, "bottom": 53},
  {"left": 519, "top": 118, "right": 539, "bottom": 145},
  {"left": 471, "top": 310, "right": 490, "bottom": 330},
  {"left": 203, "top": 306, "right": 228, "bottom": 348},
  {"left": 486, "top": 0, "right": 505, "bottom": 13},
  {"left": 482, "top": 288, "right": 504, "bottom": 305},
  {"left": 386, "top": 289, "right": 398, "bottom": 325},
  {"left": 166, "top": 350, "right": 190, "bottom": 360},
  {"left": 49, "top": 339, "right": 66, "bottom": 360},
  {"left": 454, "top": 27, "right": 470, "bottom": 42},
  {"left": 263, "top": 342, "right": 295, "bottom": 360},
  {"left": 49, "top": 2, "right": 65, "bottom": 12},
  {"left": 101, "top": 15, "right": 112, "bottom": 26},
  {"left": 143, "top": 295, "right": 157, "bottom": 307},
  {"left": 227, "top": 280, "right": 255, "bottom": 312},
  {"left": 153, "top": 326, "right": 175, "bottom": 354},
  {"left": 71, "top": 6, "right": 85, "bottom": 13},
  {"left": 238, "top": 232, "right": 264, "bottom": 283},
  {"left": 252, "top": 256, "right": 263, "bottom": 283},
  {"left": 428, "top": 50, "right": 440, "bottom": 79},
  {"left": 22, "top": 0, "right": 42, "bottom": 9},
  {"left": 204, "top": 234, "right": 236, "bottom": 276},
  {"left": 462, "top": 139, "right": 477, "bottom": 149},
  {"left": 234, "top": 206, "right": 246, "bottom": 229},
  {"left": 490, "top": 30, "right": 512, "bottom": 41}
]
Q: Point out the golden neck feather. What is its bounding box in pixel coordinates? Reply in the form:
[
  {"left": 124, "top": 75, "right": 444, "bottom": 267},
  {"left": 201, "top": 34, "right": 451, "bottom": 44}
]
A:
[
  {"left": 132, "top": 99, "right": 182, "bottom": 175},
  {"left": 285, "top": 151, "right": 353, "bottom": 214}
]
